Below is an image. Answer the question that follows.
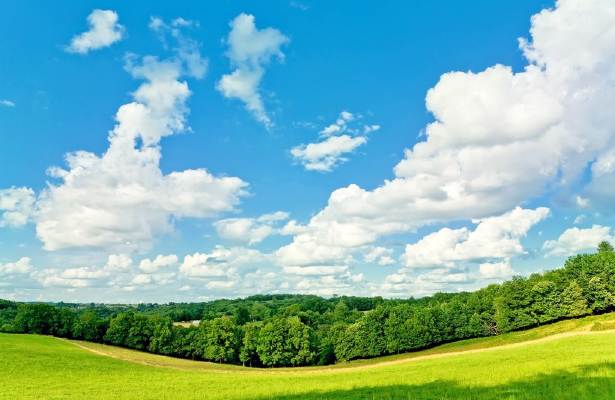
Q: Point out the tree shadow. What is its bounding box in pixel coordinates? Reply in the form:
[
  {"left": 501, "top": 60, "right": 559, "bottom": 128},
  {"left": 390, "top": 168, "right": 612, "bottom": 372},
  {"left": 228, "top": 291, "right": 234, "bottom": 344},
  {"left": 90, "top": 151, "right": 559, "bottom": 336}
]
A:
[{"left": 253, "top": 362, "right": 615, "bottom": 400}]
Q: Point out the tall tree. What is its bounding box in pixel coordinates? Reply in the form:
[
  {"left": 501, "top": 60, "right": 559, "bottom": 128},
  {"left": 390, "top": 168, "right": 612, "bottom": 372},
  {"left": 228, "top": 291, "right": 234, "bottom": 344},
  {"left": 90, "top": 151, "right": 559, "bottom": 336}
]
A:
[
  {"left": 239, "top": 322, "right": 261, "bottom": 367},
  {"left": 201, "top": 316, "right": 240, "bottom": 363},
  {"left": 598, "top": 241, "right": 614, "bottom": 253}
]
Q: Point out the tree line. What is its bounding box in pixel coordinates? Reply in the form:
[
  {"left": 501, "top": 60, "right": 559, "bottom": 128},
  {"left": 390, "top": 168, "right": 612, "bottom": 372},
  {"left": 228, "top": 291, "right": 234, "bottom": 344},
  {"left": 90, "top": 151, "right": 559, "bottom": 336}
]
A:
[{"left": 1, "top": 242, "right": 614, "bottom": 367}]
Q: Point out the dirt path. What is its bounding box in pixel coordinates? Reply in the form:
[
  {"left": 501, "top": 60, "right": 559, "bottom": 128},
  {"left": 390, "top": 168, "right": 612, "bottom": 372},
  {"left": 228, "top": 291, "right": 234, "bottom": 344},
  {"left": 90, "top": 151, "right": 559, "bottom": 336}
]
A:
[{"left": 59, "top": 329, "right": 614, "bottom": 375}]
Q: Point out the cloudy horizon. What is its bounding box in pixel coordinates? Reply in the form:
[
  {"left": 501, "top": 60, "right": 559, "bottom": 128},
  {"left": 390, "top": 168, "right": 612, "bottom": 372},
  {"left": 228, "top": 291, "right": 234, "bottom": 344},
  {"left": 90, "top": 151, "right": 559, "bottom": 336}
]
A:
[{"left": 2, "top": 0, "right": 615, "bottom": 303}]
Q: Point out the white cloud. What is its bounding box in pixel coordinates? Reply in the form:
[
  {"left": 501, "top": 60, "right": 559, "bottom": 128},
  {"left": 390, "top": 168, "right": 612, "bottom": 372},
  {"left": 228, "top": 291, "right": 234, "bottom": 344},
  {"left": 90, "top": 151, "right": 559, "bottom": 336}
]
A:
[
  {"left": 576, "top": 196, "right": 590, "bottom": 209},
  {"left": 282, "top": 265, "right": 349, "bottom": 276},
  {"left": 0, "top": 99, "right": 15, "bottom": 107},
  {"left": 292, "top": 272, "right": 365, "bottom": 297},
  {"left": 139, "top": 254, "right": 178, "bottom": 273},
  {"left": 37, "top": 25, "right": 247, "bottom": 252},
  {"left": 543, "top": 225, "right": 614, "bottom": 257},
  {"left": 217, "top": 13, "right": 289, "bottom": 128},
  {"left": 66, "top": 9, "right": 124, "bottom": 54},
  {"left": 319, "top": 110, "right": 355, "bottom": 136},
  {"left": 0, "top": 187, "right": 35, "bottom": 228},
  {"left": 104, "top": 254, "right": 132, "bottom": 272},
  {"left": 146, "top": 17, "right": 207, "bottom": 79},
  {"left": 180, "top": 246, "right": 267, "bottom": 278},
  {"left": 280, "top": 220, "right": 308, "bottom": 235},
  {"left": 379, "top": 267, "right": 473, "bottom": 298},
  {"left": 363, "top": 246, "right": 395, "bottom": 266},
  {"left": 291, "top": 135, "right": 367, "bottom": 172},
  {"left": 291, "top": 111, "right": 380, "bottom": 172},
  {"left": 35, "top": 266, "right": 110, "bottom": 288},
  {"left": 0, "top": 257, "right": 33, "bottom": 276},
  {"left": 257, "top": 211, "right": 289, "bottom": 223},
  {"left": 130, "top": 271, "right": 176, "bottom": 286},
  {"left": 206, "top": 280, "right": 237, "bottom": 290},
  {"left": 479, "top": 261, "right": 514, "bottom": 279},
  {"left": 214, "top": 211, "right": 289, "bottom": 245},
  {"left": 573, "top": 214, "right": 586, "bottom": 225},
  {"left": 31, "top": 253, "right": 179, "bottom": 290},
  {"left": 402, "top": 207, "right": 549, "bottom": 268},
  {"left": 377, "top": 208, "right": 545, "bottom": 296}
]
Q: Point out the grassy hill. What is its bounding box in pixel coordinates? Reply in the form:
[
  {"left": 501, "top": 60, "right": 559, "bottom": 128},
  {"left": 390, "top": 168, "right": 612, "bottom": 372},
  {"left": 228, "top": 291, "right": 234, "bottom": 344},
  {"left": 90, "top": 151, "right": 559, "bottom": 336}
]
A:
[{"left": 3, "top": 312, "right": 615, "bottom": 400}]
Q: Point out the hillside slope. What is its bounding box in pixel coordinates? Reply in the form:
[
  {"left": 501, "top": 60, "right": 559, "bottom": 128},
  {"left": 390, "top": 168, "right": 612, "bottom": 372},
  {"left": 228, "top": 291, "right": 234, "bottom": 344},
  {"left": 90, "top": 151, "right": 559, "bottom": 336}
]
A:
[{"left": 3, "top": 313, "right": 615, "bottom": 399}]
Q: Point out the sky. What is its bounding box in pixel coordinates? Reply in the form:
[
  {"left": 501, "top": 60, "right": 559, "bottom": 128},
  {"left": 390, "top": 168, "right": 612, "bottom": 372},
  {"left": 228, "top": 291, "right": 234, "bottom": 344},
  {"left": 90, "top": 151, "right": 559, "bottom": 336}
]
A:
[{"left": 2, "top": 0, "right": 615, "bottom": 303}]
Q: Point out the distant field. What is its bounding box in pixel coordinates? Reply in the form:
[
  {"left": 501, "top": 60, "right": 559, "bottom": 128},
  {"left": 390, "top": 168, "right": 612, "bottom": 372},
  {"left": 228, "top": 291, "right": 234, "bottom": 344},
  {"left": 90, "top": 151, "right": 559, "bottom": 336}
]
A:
[{"left": 3, "top": 313, "right": 615, "bottom": 399}]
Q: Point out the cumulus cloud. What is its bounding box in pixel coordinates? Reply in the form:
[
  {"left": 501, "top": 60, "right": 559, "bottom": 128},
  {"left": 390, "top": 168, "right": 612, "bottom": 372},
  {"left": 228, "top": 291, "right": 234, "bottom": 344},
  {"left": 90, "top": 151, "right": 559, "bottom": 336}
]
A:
[
  {"left": 104, "top": 254, "right": 133, "bottom": 272},
  {"left": 402, "top": 207, "right": 549, "bottom": 269},
  {"left": 478, "top": 261, "right": 515, "bottom": 280},
  {"left": 377, "top": 208, "right": 545, "bottom": 296},
  {"left": 363, "top": 246, "right": 395, "bottom": 266},
  {"left": 214, "top": 211, "right": 288, "bottom": 245},
  {"left": 379, "top": 267, "right": 471, "bottom": 298},
  {"left": 543, "top": 225, "right": 614, "bottom": 257},
  {"left": 139, "top": 254, "right": 178, "bottom": 273},
  {"left": 291, "top": 111, "right": 380, "bottom": 172},
  {"left": 180, "top": 246, "right": 269, "bottom": 290},
  {"left": 0, "top": 257, "right": 33, "bottom": 276},
  {"left": 31, "top": 252, "right": 178, "bottom": 290},
  {"left": 35, "top": 266, "right": 111, "bottom": 288},
  {"left": 217, "top": 13, "right": 289, "bottom": 128},
  {"left": 66, "top": 9, "right": 124, "bottom": 54},
  {"left": 37, "top": 22, "right": 246, "bottom": 252},
  {"left": 277, "top": 0, "right": 615, "bottom": 287},
  {"left": 0, "top": 187, "right": 35, "bottom": 228},
  {"left": 291, "top": 136, "right": 367, "bottom": 172},
  {"left": 292, "top": 272, "right": 365, "bottom": 297}
]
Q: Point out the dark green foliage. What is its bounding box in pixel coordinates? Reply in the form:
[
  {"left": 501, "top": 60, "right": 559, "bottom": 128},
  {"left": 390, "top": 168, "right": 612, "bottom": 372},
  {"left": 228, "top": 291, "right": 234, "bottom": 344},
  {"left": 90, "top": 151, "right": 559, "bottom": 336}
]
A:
[
  {"left": 72, "top": 310, "right": 108, "bottom": 342},
  {"left": 104, "top": 312, "right": 152, "bottom": 350},
  {"left": 13, "top": 304, "right": 57, "bottom": 334},
  {"left": 4, "top": 250, "right": 615, "bottom": 367},
  {"left": 0, "top": 300, "right": 18, "bottom": 332}
]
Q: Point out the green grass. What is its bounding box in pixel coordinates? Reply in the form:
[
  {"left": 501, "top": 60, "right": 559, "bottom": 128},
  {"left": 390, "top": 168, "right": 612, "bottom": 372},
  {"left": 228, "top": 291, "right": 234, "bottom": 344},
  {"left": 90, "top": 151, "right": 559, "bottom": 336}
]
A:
[{"left": 3, "top": 313, "right": 615, "bottom": 399}]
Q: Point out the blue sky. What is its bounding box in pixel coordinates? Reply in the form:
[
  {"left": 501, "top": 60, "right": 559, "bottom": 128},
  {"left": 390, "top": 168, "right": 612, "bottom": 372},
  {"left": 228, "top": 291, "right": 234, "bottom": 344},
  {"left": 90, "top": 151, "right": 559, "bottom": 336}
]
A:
[{"left": 1, "top": 0, "right": 615, "bottom": 302}]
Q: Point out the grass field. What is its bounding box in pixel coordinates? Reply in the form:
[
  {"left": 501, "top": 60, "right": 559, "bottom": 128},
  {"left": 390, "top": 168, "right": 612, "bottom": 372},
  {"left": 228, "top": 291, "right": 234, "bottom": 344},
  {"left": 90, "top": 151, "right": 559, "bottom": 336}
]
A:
[{"left": 3, "top": 313, "right": 615, "bottom": 399}]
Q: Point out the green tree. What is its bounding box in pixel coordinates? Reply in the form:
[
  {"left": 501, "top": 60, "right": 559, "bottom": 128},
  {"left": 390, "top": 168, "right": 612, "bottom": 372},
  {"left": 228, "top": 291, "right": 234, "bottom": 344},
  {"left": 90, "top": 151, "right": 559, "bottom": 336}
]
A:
[
  {"left": 530, "top": 281, "right": 563, "bottom": 323},
  {"left": 149, "top": 317, "right": 175, "bottom": 355},
  {"left": 598, "top": 241, "right": 614, "bottom": 253},
  {"left": 560, "top": 281, "right": 590, "bottom": 317},
  {"left": 104, "top": 312, "right": 152, "bottom": 349},
  {"left": 201, "top": 316, "right": 240, "bottom": 363},
  {"left": 287, "top": 316, "right": 316, "bottom": 366},
  {"left": 332, "top": 300, "right": 350, "bottom": 323},
  {"left": 13, "top": 304, "right": 56, "bottom": 334},
  {"left": 257, "top": 316, "right": 316, "bottom": 367},
  {"left": 587, "top": 276, "right": 615, "bottom": 312},
  {"left": 72, "top": 311, "right": 108, "bottom": 342},
  {"left": 51, "top": 308, "right": 75, "bottom": 338},
  {"left": 239, "top": 322, "right": 262, "bottom": 367},
  {"left": 384, "top": 304, "right": 412, "bottom": 354}
]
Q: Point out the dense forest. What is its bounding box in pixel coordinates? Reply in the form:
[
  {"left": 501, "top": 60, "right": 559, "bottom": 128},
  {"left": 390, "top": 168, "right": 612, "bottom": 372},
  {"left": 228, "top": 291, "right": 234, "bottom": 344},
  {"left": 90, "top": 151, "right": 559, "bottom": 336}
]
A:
[{"left": 1, "top": 242, "right": 614, "bottom": 367}]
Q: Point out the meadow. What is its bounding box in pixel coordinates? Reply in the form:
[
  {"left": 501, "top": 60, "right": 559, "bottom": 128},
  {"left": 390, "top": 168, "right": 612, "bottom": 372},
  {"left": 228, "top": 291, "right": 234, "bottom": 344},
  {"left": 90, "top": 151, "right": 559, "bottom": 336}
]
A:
[{"left": 3, "top": 313, "right": 615, "bottom": 400}]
